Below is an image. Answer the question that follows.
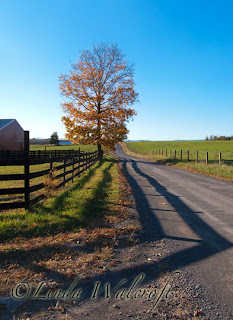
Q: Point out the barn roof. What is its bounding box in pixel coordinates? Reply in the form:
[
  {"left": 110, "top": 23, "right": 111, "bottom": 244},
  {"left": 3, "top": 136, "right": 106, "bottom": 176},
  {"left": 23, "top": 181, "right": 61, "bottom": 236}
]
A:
[{"left": 0, "top": 119, "right": 15, "bottom": 131}]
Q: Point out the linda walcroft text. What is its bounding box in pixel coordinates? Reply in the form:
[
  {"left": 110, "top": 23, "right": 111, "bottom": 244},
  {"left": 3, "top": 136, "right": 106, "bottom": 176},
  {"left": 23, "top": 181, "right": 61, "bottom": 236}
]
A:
[{"left": 11, "top": 272, "right": 180, "bottom": 311}]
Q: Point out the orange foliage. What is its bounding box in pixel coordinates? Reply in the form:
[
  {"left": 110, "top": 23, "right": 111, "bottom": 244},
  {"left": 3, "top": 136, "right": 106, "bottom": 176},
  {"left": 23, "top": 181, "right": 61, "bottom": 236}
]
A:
[{"left": 59, "top": 43, "right": 138, "bottom": 151}]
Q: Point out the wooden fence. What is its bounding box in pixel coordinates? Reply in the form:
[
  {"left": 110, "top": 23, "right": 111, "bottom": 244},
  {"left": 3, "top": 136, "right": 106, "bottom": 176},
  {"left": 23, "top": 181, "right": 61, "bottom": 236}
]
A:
[
  {"left": 0, "top": 149, "right": 81, "bottom": 160},
  {"left": 128, "top": 146, "right": 230, "bottom": 166},
  {"left": 150, "top": 149, "right": 224, "bottom": 165},
  {"left": 0, "top": 131, "right": 99, "bottom": 210}
]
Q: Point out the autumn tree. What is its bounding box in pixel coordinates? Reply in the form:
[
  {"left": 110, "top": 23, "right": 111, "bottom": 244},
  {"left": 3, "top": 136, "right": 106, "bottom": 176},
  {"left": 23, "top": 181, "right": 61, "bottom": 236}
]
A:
[{"left": 59, "top": 43, "right": 138, "bottom": 158}]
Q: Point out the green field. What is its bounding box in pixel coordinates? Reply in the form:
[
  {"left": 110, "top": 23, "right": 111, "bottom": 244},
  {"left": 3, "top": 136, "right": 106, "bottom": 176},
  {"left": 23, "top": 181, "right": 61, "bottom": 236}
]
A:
[
  {"left": 126, "top": 140, "right": 233, "bottom": 162},
  {"left": 30, "top": 143, "right": 97, "bottom": 152},
  {"left": 123, "top": 141, "right": 233, "bottom": 181}
]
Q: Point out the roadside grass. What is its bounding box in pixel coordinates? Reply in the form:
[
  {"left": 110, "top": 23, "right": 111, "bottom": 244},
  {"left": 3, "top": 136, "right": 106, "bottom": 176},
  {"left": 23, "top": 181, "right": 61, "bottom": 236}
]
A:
[
  {"left": 173, "top": 161, "right": 233, "bottom": 181},
  {"left": 0, "top": 156, "right": 137, "bottom": 296},
  {"left": 122, "top": 142, "right": 233, "bottom": 181},
  {"left": 0, "top": 156, "right": 119, "bottom": 241}
]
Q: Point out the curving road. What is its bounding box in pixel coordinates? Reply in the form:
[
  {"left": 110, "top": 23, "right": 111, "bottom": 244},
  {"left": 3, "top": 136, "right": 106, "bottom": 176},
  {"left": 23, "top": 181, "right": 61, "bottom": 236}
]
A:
[{"left": 115, "top": 144, "right": 233, "bottom": 317}]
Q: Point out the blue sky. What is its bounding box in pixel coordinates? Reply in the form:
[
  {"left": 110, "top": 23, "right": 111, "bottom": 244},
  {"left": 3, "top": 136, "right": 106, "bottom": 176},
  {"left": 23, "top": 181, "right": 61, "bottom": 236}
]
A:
[{"left": 1, "top": 0, "right": 233, "bottom": 140}]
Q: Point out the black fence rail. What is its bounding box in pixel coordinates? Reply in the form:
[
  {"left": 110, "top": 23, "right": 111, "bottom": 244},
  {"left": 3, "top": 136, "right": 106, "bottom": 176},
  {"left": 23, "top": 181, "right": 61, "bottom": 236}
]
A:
[
  {"left": 0, "top": 131, "right": 99, "bottom": 210},
  {"left": 0, "top": 149, "right": 82, "bottom": 160},
  {"left": 29, "top": 149, "right": 81, "bottom": 159},
  {"left": 0, "top": 151, "right": 99, "bottom": 211}
]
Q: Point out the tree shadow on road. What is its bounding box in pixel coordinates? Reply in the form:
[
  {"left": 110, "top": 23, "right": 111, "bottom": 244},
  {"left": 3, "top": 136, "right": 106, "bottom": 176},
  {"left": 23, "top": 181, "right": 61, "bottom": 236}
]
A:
[{"left": 121, "top": 157, "right": 232, "bottom": 264}]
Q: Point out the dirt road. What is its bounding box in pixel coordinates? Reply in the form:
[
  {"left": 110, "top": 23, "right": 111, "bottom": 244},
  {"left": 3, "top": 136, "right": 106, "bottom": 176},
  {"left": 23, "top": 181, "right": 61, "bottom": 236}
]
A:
[{"left": 115, "top": 144, "right": 233, "bottom": 317}]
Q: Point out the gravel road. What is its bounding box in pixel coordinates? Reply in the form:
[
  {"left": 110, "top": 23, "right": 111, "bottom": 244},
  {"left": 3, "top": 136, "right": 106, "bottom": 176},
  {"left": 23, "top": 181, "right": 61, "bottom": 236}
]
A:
[{"left": 115, "top": 144, "right": 233, "bottom": 318}]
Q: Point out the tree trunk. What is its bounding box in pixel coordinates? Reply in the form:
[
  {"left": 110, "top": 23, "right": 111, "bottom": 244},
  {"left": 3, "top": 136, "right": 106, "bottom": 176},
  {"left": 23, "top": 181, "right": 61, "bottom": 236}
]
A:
[
  {"left": 97, "top": 102, "right": 103, "bottom": 159},
  {"left": 98, "top": 143, "right": 103, "bottom": 160}
]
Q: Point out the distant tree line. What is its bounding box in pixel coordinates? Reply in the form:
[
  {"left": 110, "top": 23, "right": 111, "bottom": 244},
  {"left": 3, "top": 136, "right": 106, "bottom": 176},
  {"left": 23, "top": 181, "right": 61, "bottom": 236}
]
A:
[{"left": 205, "top": 135, "right": 233, "bottom": 141}]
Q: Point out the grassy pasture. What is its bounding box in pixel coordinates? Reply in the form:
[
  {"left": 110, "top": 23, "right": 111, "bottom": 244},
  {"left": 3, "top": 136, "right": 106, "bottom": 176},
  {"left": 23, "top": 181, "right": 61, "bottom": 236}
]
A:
[
  {"left": 126, "top": 140, "right": 233, "bottom": 162},
  {"left": 123, "top": 141, "right": 233, "bottom": 181},
  {"left": 30, "top": 143, "right": 97, "bottom": 152}
]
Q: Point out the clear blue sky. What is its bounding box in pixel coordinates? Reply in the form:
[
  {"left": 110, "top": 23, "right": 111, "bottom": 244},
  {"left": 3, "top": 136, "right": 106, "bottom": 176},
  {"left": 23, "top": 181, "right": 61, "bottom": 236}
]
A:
[{"left": 1, "top": 0, "right": 233, "bottom": 140}]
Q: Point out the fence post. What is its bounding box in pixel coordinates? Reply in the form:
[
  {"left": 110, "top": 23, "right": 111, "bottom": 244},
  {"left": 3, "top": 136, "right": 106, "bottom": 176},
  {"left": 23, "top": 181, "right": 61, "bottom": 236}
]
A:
[
  {"left": 24, "top": 131, "right": 30, "bottom": 209},
  {"left": 86, "top": 153, "right": 88, "bottom": 171},
  {"left": 49, "top": 155, "right": 53, "bottom": 179},
  {"left": 206, "top": 152, "right": 208, "bottom": 165},
  {"left": 180, "top": 150, "right": 182, "bottom": 160},
  {"left": 174, "top": 149, "right": 176, "bottom": 159},
  {"left": 63, "top": 157, "right": 66, "bottom": 188},
  {"left": 166, "top": 149, "right": 167, "bottom": 157},
  {"left": 196, "top": 151, "right": 198, "bottom": 163},
  {"left": 78, "top": 153, "right": 80, "bottom": 175},
  {"left": 72, "top": 156, "right": 74, "bottom": 183},
  {"left": 219, "top": 152, "right": 222, "bottom": 166},
  {"left": 187, "top": 150, "right": 189, "bottom": 162},
  {"left": 169, "top": 150, "right": 171, "bottom": 158}
]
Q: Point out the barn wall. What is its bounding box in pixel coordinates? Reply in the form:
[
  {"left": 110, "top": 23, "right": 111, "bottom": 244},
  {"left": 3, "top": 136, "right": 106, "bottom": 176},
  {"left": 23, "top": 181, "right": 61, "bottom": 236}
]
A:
[{"left": 0, "top": 121, "right": 24, "bottom": 151}]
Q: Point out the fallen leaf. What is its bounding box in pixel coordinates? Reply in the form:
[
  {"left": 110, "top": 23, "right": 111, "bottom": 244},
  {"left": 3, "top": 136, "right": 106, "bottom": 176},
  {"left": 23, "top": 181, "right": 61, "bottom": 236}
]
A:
[{"left": 194, "top": 310, "right": 203, "bottom": 317}]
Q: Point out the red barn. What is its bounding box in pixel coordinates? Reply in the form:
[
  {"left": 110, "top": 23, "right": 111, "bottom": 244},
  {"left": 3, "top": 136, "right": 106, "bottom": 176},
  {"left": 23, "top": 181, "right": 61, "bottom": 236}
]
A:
[{"left": 0, "top": 119, "right": 24, "bottom": 151}]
